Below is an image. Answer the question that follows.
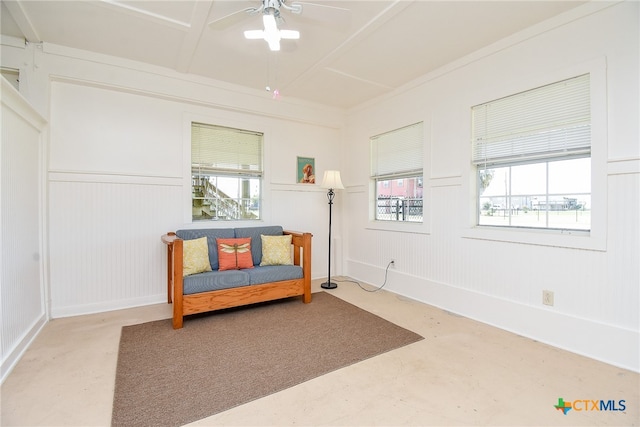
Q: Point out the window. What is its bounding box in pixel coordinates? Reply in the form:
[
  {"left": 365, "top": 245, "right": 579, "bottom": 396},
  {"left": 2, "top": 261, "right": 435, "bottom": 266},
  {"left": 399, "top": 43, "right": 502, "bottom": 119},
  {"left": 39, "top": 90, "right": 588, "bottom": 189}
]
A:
[
  {"left": 371, "top": 122, "right": 424, "bottom": 222},
  {"left": 472, "top": 74, "right": 591, "bottom": 231},
  {"left": 191, "top": 122, "right": 263, "bottom": 221}
]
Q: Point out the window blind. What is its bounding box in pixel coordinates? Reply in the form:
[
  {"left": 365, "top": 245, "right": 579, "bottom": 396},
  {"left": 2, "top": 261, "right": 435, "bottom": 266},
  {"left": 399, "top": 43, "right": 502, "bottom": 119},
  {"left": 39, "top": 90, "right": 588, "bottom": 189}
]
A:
[
  {"left": 191, "top": 122, "right": 263, "bottom": 176},
  {"left": 472, "top": 73, "right": 591, "bottom": 166},
  {"left": 371, "top": 121, "right": 423, "bottom": 179}
]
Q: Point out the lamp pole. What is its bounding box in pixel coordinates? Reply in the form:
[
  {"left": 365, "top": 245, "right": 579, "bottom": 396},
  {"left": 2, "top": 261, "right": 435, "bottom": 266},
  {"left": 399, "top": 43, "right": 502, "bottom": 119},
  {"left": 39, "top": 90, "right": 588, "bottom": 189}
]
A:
[{"left": 321, "top": 187, "right": 337, "bottom": 289}]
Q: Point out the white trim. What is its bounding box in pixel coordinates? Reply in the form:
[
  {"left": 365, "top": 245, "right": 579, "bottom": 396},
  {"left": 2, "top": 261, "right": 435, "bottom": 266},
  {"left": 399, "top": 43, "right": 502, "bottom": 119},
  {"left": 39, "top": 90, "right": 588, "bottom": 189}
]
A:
[
  {"left": 1, "top": 315, "right": 47, "bottom": 384},
  {"left": 463, "top": 226, "right": 605, "bottom": 252},
  {"left": 462, "top": 57, "right": 608, "bottom": 251},
  {"left": 181, "top": 112, "right": 274, "bottom": 225},
  {"left": 0, "top": 78, "right": 49, "bottom": 384},
  {"left": 608, "top": 158, "right": 640, "bottom": 175},
  {"left": 43, "top": 46, "right": 345, "bottom": 129},
  {"left": 50, "top": 295, "right": 166, "bottom": 319},
  {"left": 0, "top": 35, "right": 27, "bottom": 49},
  {"left": 96, "top": 0, "right": 192, "bottom": 30},
  {"left": 431, "top": 176, "right": 462, "bottom": 188},
  {"left": 365, "top": 220, "right": 429, "bottom": 235},
  {"left": 48, "top": 171, "right": 182, "bottom": 186},
  {"left": 347, "top": 259, "right": 639, "bottom": 373},
  {"left": 368, "top": 116, "right": 432, "bottom": 234},
  {"left": 1, "top": 76, "right": 47, "bottom": 129}
]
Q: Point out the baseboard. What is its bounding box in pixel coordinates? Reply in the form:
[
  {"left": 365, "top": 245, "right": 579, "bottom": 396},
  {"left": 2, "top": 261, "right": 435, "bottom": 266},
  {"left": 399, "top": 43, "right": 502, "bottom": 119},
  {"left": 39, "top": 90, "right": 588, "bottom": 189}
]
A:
[
  {"left": 1, "top": 314, "right": 48, "bottom": 384},
  {"left": 51, "top": 294, "right": 166, "bottom": 318},
  {"left": 347, "top": 259, "right": 639, "bottom": 373}
]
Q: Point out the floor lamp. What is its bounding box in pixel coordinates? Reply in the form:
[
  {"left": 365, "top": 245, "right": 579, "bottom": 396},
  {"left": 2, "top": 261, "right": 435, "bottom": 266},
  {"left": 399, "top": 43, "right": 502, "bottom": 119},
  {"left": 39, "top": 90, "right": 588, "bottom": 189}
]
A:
[{"left": 320, "top": 170, "right": 344, "bottom": 289}]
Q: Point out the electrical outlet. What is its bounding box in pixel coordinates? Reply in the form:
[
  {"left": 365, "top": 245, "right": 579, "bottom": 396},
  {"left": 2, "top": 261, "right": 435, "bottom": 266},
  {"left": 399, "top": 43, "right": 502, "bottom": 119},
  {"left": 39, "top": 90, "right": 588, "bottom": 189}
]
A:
[
  {"left": 390, "top": 259, "right": 396, "bottom": 267},
  {"left": 542, "top": 290, "right": 554, "bottom": 306}
]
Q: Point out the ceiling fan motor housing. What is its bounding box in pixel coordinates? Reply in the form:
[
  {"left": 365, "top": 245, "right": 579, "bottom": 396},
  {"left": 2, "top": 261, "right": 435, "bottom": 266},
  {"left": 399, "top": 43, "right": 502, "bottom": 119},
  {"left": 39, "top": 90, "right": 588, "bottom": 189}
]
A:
[{"left": 266, "top": 0, "right": 303, "bottom": 15}]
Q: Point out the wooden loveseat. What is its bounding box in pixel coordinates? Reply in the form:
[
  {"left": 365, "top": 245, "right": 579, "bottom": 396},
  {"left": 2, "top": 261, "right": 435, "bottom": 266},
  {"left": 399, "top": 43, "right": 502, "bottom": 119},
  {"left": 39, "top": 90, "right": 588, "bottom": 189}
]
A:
[{"left": 161, "top": 225, "right": 312, "bottom": 329}]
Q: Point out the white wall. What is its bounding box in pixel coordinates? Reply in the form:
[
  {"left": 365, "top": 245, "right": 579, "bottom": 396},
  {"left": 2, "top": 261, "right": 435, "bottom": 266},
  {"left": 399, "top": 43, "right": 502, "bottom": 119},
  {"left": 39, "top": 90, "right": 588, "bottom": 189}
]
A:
[
  {"left": 1, "top": 78, "right": 48, "bottom": 382},
  {"left": 343, "top": 1, "right": 639, "bottom": 371},
  {"left": 1, "top": 39, "right": 344, "bottom": 319},
  {"left": 1, "top": 1, "right": 637, "bottom": 376}
]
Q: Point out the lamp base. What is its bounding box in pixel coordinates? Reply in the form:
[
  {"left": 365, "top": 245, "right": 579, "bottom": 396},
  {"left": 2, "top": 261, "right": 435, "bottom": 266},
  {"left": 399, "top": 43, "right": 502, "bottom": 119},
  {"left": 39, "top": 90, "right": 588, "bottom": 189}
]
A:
[{"left": 320, "top": 281, "right": 338, "bottom": 289}]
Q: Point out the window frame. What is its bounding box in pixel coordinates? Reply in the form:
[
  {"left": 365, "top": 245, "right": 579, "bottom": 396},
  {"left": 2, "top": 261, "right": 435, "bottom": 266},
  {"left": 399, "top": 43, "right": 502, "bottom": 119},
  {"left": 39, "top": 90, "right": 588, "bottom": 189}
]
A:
[
  {"left": 367, "top": 119, "right": 431, "bottom": 235},
  {"left": 183, "top": 115, "right": 268, "bottom": 225},
  {"left": 371, "top": 122, "right": 424, "bottom": 224},
  {"left": 462, "top": 58, "right": 608, "bottom": 251}
]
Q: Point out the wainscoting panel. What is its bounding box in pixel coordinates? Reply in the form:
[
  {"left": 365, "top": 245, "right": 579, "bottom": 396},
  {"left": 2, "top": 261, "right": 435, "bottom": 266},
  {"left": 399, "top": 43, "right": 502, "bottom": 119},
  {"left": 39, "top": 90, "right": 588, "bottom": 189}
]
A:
[
  {"left": 343, "top": 171, "right": 639, "bottom": 371},
  {"left": 605, "top": 171, "right": 640, "bottom": 329},
  {"left": 1, "top": 79, "right": 47, "bottom": 382},
  {"left": 48, "top": 180, "right": 182, "bottom": 317}
]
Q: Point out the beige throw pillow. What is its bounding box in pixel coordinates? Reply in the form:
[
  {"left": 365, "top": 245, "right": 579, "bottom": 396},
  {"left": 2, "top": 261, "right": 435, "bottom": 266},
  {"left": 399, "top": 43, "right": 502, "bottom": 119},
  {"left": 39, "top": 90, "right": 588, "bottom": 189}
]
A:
[
  {"left": 183, "top": 236, "right": 212, "bottom": 276},
  {"left": 260, "top": 234, "right": 293, "bottom": 266}
]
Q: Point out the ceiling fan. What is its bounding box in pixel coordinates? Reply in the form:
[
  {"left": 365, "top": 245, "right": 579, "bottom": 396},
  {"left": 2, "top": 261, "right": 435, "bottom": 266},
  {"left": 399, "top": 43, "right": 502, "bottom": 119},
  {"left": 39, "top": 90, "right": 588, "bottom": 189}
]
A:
[
  {"left": 243, "top": 0, "right": 300, "bottom": 51},
  {"left": 208, "top": 0, "right": 350, "bottom": 51}
]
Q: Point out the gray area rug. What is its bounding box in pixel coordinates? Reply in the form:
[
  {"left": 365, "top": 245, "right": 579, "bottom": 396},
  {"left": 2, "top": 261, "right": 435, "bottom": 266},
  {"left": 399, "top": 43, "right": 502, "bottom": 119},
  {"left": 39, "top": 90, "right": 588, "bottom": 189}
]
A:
[{"left": 111, "top": 291, "right": 423, "bottom": 427}]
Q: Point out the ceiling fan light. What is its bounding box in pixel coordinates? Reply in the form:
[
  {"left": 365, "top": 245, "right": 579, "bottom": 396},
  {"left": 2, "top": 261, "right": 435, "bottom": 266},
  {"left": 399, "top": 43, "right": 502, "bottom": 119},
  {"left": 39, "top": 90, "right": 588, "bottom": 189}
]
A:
[
  {"left": 268, "top": 40, "right": 281, "bottom": 51},
  {"left": 279, "top": 30, "right": 300, "bottom": 40},
  {"left": 244, "top": 30, "right": 265, "bottom": 39},
  {"left": 244, "top": 4, "right": 298, "bottom": 51},
  {"left": 262, "top": 12, "right": 278, "bottom": 32}
]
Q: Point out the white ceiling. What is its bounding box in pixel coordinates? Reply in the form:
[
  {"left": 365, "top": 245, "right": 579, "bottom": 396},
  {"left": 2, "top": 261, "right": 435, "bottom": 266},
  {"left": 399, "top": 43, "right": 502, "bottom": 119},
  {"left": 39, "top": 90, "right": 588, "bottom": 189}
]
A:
[{"left": 1, "top": 0, "right": 586, "bottom": 109}]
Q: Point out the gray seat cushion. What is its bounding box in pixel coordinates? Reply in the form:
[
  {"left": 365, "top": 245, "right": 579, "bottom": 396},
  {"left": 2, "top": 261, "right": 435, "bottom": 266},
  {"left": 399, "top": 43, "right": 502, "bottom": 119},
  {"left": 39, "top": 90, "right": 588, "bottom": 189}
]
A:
[
  {"left": 183, "top": 270, "right": 250, "bottom": 295},
  {"left": 246, "top": 265, "right": 303, "bottom": 285}
]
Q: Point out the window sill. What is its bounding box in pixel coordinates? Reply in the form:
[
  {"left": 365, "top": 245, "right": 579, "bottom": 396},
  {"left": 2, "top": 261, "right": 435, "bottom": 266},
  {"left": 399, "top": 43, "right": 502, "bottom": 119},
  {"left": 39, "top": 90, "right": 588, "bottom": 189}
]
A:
[
  {"left": 462, "top": 225, "right": 606, "bottom": 251},
  {"left": 366, "top": 220, "right": 430, "bottom": 235}
]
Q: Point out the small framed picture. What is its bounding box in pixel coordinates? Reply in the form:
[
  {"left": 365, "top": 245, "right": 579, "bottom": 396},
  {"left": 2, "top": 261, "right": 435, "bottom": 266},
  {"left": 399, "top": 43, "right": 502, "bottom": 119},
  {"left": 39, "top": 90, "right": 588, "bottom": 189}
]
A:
[{"left": 297, "top": 157, "right": 316, "bottom": 184}]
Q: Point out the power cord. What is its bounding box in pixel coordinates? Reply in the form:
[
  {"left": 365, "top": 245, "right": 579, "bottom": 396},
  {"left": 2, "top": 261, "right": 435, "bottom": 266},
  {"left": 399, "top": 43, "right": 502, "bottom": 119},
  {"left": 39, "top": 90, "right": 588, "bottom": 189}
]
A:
[{"left": 334, "top": 260, "right": 394, "bottom": 293}]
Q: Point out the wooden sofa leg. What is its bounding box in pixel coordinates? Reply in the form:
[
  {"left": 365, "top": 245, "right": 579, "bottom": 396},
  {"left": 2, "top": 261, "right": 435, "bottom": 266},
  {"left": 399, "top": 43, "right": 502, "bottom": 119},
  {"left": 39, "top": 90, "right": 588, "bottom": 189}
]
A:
[
  {"left": 172, "top": 238, "right": 184, "bottom": 329},
  {"left": 172, "top": 288, "right": 183, "bottom": 329},
  {"left": 173, "top": 314, "right": 183, "bottom": 329}
]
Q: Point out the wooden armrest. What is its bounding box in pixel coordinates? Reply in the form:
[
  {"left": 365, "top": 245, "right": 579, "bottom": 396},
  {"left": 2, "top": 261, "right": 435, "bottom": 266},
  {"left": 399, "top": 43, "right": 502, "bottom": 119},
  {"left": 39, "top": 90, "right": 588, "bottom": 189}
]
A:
[
  {"left": 283, "top": 230, "right": 312, "bottom": 280},
  {"left": 284, "top": 230, "right": 311, "bottom": 248},
  {"left": 161, "top": 232, "right": 179, "bottom": 245}
]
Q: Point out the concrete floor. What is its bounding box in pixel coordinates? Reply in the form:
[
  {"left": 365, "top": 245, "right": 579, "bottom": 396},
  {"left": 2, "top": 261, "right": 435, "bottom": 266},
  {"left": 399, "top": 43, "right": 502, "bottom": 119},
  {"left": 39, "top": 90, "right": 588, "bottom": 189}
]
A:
[{"left": 2, "top": 278, "right": 638, "bottom": 426}]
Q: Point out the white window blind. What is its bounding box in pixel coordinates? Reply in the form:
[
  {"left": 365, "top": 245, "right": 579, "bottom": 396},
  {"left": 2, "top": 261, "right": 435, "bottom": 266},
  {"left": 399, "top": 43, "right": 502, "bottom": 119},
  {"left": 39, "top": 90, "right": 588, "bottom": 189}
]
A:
[
  {"left": 371, "top": 122, "right": 424, "bottom": 179},
  {"left": 472, "top": 74, "right": 590, "bottom": 166},
  {"left": 192, "top": 122, "right": 263, "bottom": 176}
]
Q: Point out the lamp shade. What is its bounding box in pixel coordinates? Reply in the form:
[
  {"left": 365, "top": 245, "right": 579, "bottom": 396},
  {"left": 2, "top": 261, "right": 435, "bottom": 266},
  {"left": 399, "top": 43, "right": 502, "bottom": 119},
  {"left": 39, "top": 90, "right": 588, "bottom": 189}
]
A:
[{"left": 321, "top": 170, "right": 344, "bottom": 190}]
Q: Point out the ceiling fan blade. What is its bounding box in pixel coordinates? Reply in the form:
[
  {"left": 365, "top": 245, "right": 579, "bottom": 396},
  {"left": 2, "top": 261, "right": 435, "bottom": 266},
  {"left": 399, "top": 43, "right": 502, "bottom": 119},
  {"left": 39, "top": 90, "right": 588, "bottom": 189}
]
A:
[
  {"left": 208, "top": 5, "right": 260, "bottom": 30},
  {"left": 290, "top": 1, "right": 351, "bottom": 29}
]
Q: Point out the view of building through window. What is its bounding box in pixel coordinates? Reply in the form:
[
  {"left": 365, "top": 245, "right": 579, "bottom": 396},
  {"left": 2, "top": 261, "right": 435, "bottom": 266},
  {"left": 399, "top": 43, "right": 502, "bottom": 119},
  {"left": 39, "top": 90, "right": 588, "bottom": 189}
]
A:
[
  {"left": 371, "top": 122, "right": 424, "bottom": 222},
  {"left": 376, "top": 176, "right": 423, "bottom": 221},
  {"left": 191, "top": 122, "right": 263, "bottom": 221},
  {"left": 478, "top": 157, "right": 590, "bottom": 230},
  {"left": 192, "top": 176, "right": 260, "bottom": 221}
]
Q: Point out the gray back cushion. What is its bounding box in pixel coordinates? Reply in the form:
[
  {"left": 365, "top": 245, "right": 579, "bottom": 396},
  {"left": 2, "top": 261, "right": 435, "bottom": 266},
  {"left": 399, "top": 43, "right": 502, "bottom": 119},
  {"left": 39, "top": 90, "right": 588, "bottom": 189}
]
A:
[
  {"left": 176, "top": 228, "right": 235, "bottom": 270},
  {"left": 234, "top": 226, "right": 283, "bottom": 266}
]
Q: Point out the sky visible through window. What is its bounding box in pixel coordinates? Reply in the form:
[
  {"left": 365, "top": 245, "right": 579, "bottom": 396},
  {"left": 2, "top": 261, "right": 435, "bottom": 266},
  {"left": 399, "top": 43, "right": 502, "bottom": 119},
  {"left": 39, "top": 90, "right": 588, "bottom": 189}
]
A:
[{"left": 479, "top": 157, "right": 590, "bottom": 230}]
